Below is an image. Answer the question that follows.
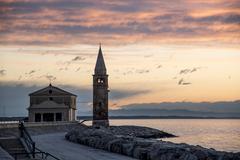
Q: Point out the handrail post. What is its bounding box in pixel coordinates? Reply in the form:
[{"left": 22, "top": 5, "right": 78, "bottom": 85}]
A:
[
  {"left": 17, "top": 121, "right": 60, "bottom": 160},
  {"left": 32, "top": 142, "right": 35, "bottom": 158},
  {"left": 19, "top": 121, "right": 24, "bottom": 137}
]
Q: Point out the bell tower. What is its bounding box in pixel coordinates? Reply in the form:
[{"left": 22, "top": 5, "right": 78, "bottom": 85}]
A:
[{"left": 92, "top": 44, "right": 109, "bottom": 127}]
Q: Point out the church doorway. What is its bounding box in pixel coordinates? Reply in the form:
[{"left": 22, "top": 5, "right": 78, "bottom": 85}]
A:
[{"left": 43, "top": 113, "right": 54, "bottom": 122}]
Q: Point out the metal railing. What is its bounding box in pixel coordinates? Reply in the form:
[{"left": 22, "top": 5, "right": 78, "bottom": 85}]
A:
[
  {"left": 79, "top": 119, "right": 90, "bottom": 124},
  {"left": 19, "top": 121, "right": 35, "bottom": 158},
  {"left": 18, "top": 121, "right": 61, "bottom": 160}
]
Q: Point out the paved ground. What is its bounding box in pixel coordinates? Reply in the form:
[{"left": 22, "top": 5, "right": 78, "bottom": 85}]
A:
[
  {"left": 0, "top": 146, "right": 14, "bottom": 160},
  {"left": 32, "top": 132, "right": 136, "bottom": 160}
]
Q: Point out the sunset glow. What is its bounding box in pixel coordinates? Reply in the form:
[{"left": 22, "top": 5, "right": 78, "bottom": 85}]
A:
[{"left": 0, "top": 0, "right": 239, "bottom": 114}]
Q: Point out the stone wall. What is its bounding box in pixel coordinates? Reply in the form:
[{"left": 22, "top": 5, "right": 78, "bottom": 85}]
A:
[
  {"left": 0, "top": 122, "right": 80, "bottom": 137},
  {"left": 0, "top": 121, "right": 78, "bottom": 129}
]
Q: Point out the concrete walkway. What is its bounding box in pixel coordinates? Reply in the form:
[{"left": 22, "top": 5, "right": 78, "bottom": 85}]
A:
[
  {"left": 32, "top": 132, "right": 136, "bottom": 160},
  {"left": 0, "top": 146, "right": 14, "bottom": 160}
]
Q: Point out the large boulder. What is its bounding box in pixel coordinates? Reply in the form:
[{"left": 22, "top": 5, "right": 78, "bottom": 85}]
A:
[
  {"left": 122, "top": 142, "right": 135, "bottom": 156},
  {"left": 179, "top": 153, "right": 198, "bottom": 160}
]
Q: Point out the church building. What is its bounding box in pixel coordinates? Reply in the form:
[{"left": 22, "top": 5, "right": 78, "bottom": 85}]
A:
[
  {"left": 92, "top": 45, "right": 109, "bottom": 127},
  {"left": 27, "top": 45, "right": 109, "bottom": 125},
  {"left": 28, "top": 84, "right": 77, "bottom": 122}
]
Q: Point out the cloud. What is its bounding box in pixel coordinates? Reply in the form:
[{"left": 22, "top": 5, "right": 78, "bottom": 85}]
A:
[
  {"left": 0, "top": 0, "right": 239, "bottom": 46},
  {"left": 110, "top": 89, "right": 150, "bottom": 100},
  {"left": 75, "top": 67, "right": 81, "bottom": 72},
  {"left": 58, "top": 56, "right": 86, "bottom": 68},
  {"left": 179, "top": 67, "right": 201, "bottom": 74},
  {"left": 178, "top": 78, "right": 183, "bottom": 85},
  {"left": 182, "top": 82, "right": 191, "bottom": 85},
  {"left": 0, "top": 83, "right": 40, "bottom": 117},
  {"left": 184, "top": 13, "right": 240, "bottom": 24},
  {"left": 123, "top": 71, "right": 133, "bottom": 75},
  {"left": 25, "top": 70, "right": 36, "bottom": 75},
  {"left": 18, "top": 75, "right": 22, "bottom": 80},
  {"left": 178, "top": 78, "right": 191, "bottom": 85},
  {"left": 1, "top": 81, "right": 238, "bottom": 117},
  {"left": 0, "top": 69, "right": 6, "bottom": 76},
  {"left": 144, "top": 54, "right": 154, "bottom": 58},
  {"left": 136, "top": 69, "right": 150, "bottom": 74},
  {"left": 156, "top": 65, "right": 162, "bottom": 69},
  {"left": 179, "top": 69, "right": 192, "bottom": 74},
  {"left": 20, "top": 70, "right": 39, "bottom": 79},
  {"left": 37, "top": 74, "right": 57, "bottom": 82},
  {"left": 72, "top": 56, "right": 85, "bottom": 61},
  {"left": 29, "top": 70, "right": 35, "bottom": 74},
  {"left": 122, "top": 68, "right": 151, "bottom": 75},
  {"left": 45, "top": 75, "right": 56, "bottom": 81},
  {"left": 0, "top": 81, "right": 150, "bottom": 116},
  {"left": 59, "top": 67, "right": 68, "bottom": 71},
  {"left": 119, "top": 100, "right": 240, "bottom": 113}
]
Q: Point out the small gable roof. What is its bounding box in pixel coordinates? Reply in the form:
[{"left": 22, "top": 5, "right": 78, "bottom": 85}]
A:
[{"left": 29, "top": 84, "right": 77, "bottom": 97}]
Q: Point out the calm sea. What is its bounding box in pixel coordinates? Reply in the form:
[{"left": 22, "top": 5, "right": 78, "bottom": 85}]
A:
[{"left": 109, "top": 119, "right": 240, "bottom": 153}]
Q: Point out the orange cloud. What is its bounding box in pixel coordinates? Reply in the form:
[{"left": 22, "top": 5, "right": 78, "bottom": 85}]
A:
[{"left": 0, "top": 0, "right": 239, "bottom": 47}]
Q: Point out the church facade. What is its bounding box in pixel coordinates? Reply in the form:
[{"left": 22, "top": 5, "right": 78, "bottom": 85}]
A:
[
  {"left": 92, "top": 45, "right": 109, "bottom": 127},
  {"left": 28, "top": 84, "right": 77, "bottom": 122}
]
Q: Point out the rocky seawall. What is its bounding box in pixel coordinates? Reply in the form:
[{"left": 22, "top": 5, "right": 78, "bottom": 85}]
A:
[
  {"left": 65, "top": 126, "right": 240, "bottom": 160},
  {"left": 110, "top": 125, "right": 175, "bottom": 138}
]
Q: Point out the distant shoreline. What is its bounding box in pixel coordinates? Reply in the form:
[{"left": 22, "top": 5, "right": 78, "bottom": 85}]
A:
[
  {"left": 78, "top": 116, "right": 240, "bottom": 120},
  {"left": 99, "top": 116, "right": 239, "bottom": 119},
  {"left": 1, "top": 116, "right": 240, "bottom": 122}
]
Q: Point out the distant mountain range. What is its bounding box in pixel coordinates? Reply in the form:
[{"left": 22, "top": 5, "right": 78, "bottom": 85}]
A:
[
  {"left": 107, "top": 101, "right": 240, "bottom": 118},
  {"left": 109, "top": 109, "right": 240, "bottom": 118}
]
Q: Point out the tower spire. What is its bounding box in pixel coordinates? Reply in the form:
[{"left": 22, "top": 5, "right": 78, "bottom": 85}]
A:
[
  {"left": 95, "top": 44, "right": 106, "bottom": 75},
  {"left": 93, "top": 44, "right": 109, "bottom": 127}
]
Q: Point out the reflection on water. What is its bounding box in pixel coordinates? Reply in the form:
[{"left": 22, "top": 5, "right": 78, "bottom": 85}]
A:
[{"left": 109, "top": 119, "right": 240, "bottom": 152}]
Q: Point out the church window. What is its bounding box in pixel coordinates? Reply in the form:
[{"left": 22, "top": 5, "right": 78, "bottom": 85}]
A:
[
  {"left": 49, "top": 97, "right": 53, "bottom": 101},
  {"left": 35, "top": 113, "right": 41, "bottom": 122},
  {"left": 99, "top": 102, "right": 102, "bottom": 107},
  {"left": 56, "top": 113, "right": 62, "bottom": 121},
  {"left": 49, "top": 90, "right": 52, "bottom": 94}
]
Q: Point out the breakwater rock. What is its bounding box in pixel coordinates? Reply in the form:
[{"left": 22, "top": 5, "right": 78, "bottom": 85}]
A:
[
  {"left": 65, "top": 126, "right": 240, "bottom": 160},
  {"left": 110, "top": 125, "right": 175, "bottom": 138}
]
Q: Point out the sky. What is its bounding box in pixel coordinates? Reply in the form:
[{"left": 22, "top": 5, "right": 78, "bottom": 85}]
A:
[{"left": 0, "top": 0, "right": 240, "bottom": 116}]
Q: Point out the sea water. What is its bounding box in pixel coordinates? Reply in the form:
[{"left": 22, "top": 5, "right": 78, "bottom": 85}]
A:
[{"left": 110, "top": 119, "right": 240, "bottom": 152}]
